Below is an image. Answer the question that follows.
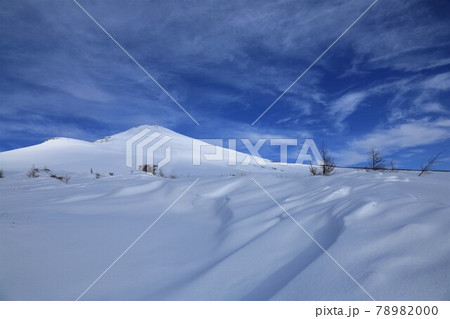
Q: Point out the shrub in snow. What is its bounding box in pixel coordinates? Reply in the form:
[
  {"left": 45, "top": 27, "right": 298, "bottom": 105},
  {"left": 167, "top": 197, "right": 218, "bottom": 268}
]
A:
[
  {"left": 61, "top": 175, "right": 70, "bottom": 184},
  {"left": 139, "top": 164, "right": 156, "bottom": 175},
  {"left": 95, "top": 136, "right": 111, "bottom": 143},
  {"left": 50, "top": 174, "right": 71, "bottom": 184},
  {"left": 0, "top": 169, "right": 3, "bottom": 178},
  {"left": 309, "top": 164, "right": 319, "bottom": 176},
  {"left": 95, "top": 173, "right": 101, "bottom": 179},
  {"left": 27, "top": 165, "right": 39, "bottom": 178}
]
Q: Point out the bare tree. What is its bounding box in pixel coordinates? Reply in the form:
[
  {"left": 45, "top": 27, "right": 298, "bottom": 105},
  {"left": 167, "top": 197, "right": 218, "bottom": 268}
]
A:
[
  {"left": 389, "top": 159, "right": 398, "bottom": 173},
  {"left": 310, "top": 145, "right": 335, "bottom": 176},
  {"left": 418, "top": 151, "right": 444, "bottom": 176},
  {"left": 320, "top": 144, "right": 335, "bottom": 176},
  {"left": 367, "top": 146, "right": 385, "bottom": 171}
]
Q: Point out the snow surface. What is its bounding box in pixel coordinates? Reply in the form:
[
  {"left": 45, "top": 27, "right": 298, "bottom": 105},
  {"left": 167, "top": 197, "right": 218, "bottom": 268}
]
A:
[{"left": 0, "top": 125, "right": 449, "bottom": 300}]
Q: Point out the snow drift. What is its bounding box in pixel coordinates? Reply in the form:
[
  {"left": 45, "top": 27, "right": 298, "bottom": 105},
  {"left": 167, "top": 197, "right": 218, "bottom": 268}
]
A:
[{"left": 0, "top": 125, "right": 449, "bottom": 300}]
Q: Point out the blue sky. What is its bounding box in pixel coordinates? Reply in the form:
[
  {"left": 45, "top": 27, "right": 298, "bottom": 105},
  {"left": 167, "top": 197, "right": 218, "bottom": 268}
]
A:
[{"left": 1, "top": 0, "right": 450, "bottom": 169}]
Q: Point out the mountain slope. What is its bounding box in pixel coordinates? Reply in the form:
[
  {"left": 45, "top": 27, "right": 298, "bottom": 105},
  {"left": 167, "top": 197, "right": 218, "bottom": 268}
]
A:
[{"left": 0, "top": 125, "right": 275, "bottom": 177}]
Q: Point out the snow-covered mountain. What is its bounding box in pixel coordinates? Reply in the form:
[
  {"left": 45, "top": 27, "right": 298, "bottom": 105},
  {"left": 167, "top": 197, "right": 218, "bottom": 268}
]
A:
[
  {"left": 0, "top": 125, "right": 277, "bottom": 178},
  {"left": 0, "top": 126, "right": 449, "bottom": 301}
]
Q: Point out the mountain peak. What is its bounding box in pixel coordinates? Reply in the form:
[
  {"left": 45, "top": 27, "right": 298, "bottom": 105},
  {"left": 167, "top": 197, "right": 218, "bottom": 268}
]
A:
[{"left": 107, "top": 125, "right": 192, "bottom": 144}]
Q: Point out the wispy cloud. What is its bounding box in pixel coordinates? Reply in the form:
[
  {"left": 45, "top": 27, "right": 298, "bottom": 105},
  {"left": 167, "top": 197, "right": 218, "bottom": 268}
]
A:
[
  {"left": 328, "top": 91, "right": 369, "bottom": 130},
  {"left": 1, "top": 0, "right": 449, "bottom": 168},
  {"left": 421, "top": 72, "right": 450, "bottom": 91},
  {"left": 335, "top": 118, "right": 450, "bottom": 166}
]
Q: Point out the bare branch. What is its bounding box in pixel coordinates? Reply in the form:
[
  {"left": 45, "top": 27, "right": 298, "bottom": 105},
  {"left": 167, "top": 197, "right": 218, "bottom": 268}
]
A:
[{"left": 418, "top": 151, "right": 445, "bottom": 176}]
